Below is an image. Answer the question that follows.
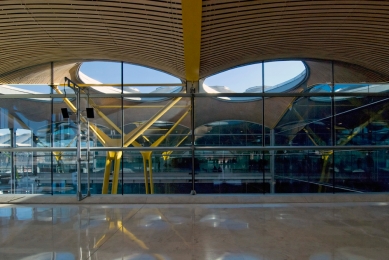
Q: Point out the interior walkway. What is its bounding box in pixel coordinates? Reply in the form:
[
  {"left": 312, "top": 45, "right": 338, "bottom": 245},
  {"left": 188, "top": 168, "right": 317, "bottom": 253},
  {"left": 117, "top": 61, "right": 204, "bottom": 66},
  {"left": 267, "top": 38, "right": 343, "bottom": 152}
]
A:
[{"left": 1, "top": 197, "right": 389, "bottom": 259}]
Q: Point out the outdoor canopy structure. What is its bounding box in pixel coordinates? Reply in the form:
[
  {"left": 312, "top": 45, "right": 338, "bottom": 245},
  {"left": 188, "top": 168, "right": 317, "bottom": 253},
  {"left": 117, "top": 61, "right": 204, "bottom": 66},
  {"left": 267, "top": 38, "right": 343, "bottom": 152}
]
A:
[{"left": 1, "top": 1, "right": 389, "bottom": 197}]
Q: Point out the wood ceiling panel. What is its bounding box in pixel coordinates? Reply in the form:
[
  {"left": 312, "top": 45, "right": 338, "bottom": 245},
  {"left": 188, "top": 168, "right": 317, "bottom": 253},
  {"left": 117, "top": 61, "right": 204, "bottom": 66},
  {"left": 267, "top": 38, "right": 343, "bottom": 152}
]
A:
[
  {"left": 0, "top": 0, "right": 184, "bottom": 80},
  {"left": 1, "top": 0, "right": 389, "bottom": 82},
  {"left": 200, "top": 0, "right": 389, "bottom": 79}
]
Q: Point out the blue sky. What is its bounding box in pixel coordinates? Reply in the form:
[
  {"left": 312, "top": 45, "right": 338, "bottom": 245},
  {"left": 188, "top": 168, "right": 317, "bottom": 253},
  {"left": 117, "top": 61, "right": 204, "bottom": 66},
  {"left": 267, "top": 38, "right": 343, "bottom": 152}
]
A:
[{"left": 80, "top": 60, "right": 305, "bottom": 93}]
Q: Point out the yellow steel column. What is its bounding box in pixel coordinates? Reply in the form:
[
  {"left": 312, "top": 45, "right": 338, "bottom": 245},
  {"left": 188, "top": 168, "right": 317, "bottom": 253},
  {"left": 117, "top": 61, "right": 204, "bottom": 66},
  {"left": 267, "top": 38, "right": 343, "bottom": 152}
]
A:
[
  {"left": 142, "top": 153, "right": 150, "bottom": 194},
  {"left": 102, "top": 151, "right": 115, "bottom": 194},
  {"left": 318, "top": 154, "right": 331, "bottom": 193},
  {"left": 148, "top": 153, "right": 154, "bottom": 194},
  {"left": 182, "top": 0, "right": 202, "bottom": 81},
  {"left": 111, "top": 151, "right": 122, "bottom": 194}
]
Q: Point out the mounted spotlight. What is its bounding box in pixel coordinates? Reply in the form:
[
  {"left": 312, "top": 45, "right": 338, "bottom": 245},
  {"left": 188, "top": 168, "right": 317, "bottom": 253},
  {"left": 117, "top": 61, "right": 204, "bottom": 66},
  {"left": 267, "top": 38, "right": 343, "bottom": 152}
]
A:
[
  {"left": 61, "top": 108, "right": 94, "bottom": 119},
  {"left": 86, "top": 108, "right": 94, "bottom": 119},
  {"left": 61, "top": 108, "right": 70, "bottom": 118}
]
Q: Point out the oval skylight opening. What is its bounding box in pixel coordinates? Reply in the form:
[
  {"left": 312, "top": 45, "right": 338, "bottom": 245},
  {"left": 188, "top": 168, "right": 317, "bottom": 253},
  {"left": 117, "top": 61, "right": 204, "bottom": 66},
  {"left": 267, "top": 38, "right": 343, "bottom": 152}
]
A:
[
  {"left": 79, "top": 61, "right": 182, "bottom": 102},
  {"left": 202, "top": 60, "right": 307, "bottom": 101}
]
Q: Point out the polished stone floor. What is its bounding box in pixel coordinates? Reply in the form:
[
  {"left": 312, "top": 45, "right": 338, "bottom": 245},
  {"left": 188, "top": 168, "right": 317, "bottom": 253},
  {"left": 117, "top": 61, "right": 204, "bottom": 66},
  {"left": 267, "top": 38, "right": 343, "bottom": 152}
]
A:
[{"left": 1, "top": 202, "right": 389, "bottom": 260}]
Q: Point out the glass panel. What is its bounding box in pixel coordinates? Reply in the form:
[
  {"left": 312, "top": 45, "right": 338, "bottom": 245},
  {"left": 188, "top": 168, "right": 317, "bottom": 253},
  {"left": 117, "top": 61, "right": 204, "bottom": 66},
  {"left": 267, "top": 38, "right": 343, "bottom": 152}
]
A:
[
  {"left": 195, "top": 120, "right": 264, "bottom": 146},
  {"left": 274, "top": 150, "right": 334, "bottom": 193},
  {"left": 34, "top": 151, "right": 89, "bottom": 195},
  {"left": 0, "top": 84, "right": 54, "bottom": 96},
  {"left": 0, "top": 96, "right": 53, "bottom": 194},
  {"left": 123, "top": 95, "right": 191, "bottom": 194},
  {"left": 0, "top": 98, "right": 52, "bottom": 136},
  {"left": 194, "top": 150, "right": 266, "bottom": 194},
  {"left": 273, "top": 96, "right": 333, "bottom": 146},
  {"left": 0, "top": 143, "right": 11, "bottom": 193},
  {"left": 123, "top": 63, "right": 183, "bottom": 95},
  {"left": 53, "top": 152, "right": 83, "bottom": 195},
  {"left": 34, "top": 151, "right": 53, "bottom": 194},
  {"left": 333, "top": 61, "right": 389, "bottom": 92},
  {"left": 334, "top": 150, "right": 388, "bottom": 192},
  {"left": 1, "top": 151, "right": 13, "bottom": 193},
  {"left": 3, "top": 59, "right": 389, "bottom": 196},
  {"left": 13, "top": 151, "right": 36, "bottom": 194},
  {"left": 264, "top": 61, "right": 307, "bottom": 93},
  {"left": 117, "top": 150, "right": 193, "bottom": 194},
  {"left": 79, "top": 61, "right": 121, "bottom": 85},
  {"left": 2, "top": 150, "right": 46, "bottom": 195},
  {"left": 334, "top": 83, "right": 389, "bottom": 94},
  {"left": 0, "top": 128, "right": 10, "bottom": 147},
  {"left": 311, "top": 83, "right": 389, "bottom": 98},
  {"left": 122, "top": 96, "right": 191, "bottom": 148},
  {"left": 202, "top": 63, "right": 263, "bottom": 96},
  {"left": 194, "top": 96, "right": 263, "bottom": 146},
  {"left": 335, "top": 96, "right": 389, "bottom": 146},
  {"left": 77, "top": 97, "right": 123, "bottom": 148}
]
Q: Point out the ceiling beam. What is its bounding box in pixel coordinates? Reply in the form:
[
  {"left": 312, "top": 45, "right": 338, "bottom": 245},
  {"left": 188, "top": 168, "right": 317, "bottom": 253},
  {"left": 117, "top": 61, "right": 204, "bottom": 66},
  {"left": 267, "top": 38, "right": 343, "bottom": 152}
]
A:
[{"left": 182, "top": 0, "right": 202, "bottom": 81}]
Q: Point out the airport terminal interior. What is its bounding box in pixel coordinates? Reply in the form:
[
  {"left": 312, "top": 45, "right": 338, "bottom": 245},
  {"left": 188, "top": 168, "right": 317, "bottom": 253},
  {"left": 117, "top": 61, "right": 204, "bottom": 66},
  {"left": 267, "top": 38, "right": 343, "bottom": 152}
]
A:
[{"left": 1, "top": 0, "right": 389, "bottom": 259}]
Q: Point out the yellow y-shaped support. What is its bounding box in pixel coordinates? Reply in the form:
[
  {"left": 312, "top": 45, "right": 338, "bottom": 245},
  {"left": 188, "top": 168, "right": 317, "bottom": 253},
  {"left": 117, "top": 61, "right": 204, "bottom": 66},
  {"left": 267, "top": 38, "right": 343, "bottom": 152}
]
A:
[
  {"left": 141, "top": 152, "right": 152, "bottom": 194},
  {"left": 139, "top": 108, "right": 190, "bottom": 194},
  {"left": 53, "top": 85, "right": 186, "bottom": 194},
  {"left": 102, "top": 150, "right": 124, "bottom": 195},
  {"left": 102, "top": 151, "right": 115, "bottom": 194},
  {"left": 111, "top": 151, "right": 122, "bottom": 194},
  {"left": 318, "top": 154, "right": 331, "bottom": 193}
]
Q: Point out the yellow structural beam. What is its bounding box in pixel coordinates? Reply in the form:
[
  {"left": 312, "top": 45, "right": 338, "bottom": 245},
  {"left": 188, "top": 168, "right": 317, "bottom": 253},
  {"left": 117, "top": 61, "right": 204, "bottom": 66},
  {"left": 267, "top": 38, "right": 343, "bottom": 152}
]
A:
[
  {"left": 140, "top": 107, "right": 190, "bottom": 194},
  {"left": 318, "top": 102, "right": 389, "bottom": 192},
  {"left": 102, "top": 151, "right": 115, "bottom": 194},
  {"left": 123, "top": 97, "right": 182, "bottom": 147},
  {"left": 111, "top": 151, "right": 122, "bottom": 194},
  {"left": 292, "top": 108, "right": 326, "bottom": 146},
  {"left": 150, "top": 107, "right": 190, "bottom": 148},
  {"left": 53, "top": 85, "right": 185, "bottom": 195},
  {"left": 98, "top": 97, "right": 183, "bottom": 194},
  {"left": 52, "top": 85, "right": 77, "bottom": 112},
  {"left": 182, "top": 0, "right": 202, "bottom": 81},
  {"left": 88, "top": 98, "right": 123, "bottom": 134}
]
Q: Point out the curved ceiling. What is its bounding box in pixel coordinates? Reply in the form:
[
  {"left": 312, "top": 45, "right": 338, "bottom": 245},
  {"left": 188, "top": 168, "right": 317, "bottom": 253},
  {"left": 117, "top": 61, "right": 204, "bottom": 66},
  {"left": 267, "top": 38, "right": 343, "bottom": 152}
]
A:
[{"left": 1, "top": 1, "right": 389, "bottom": 81}]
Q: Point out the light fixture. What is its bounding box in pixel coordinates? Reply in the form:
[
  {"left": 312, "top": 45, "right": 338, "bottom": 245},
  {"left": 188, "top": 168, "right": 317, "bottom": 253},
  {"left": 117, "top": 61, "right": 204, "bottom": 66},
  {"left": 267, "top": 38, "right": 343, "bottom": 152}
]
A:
[
  {"left": 61, "top": 108, "right": 94, "bottom": 119},
  {"left": 61, "top": 108, "right": 70, "bottom": 118},
  {"left": 86, "top": 108, "right": 94, "bottom": 118}
]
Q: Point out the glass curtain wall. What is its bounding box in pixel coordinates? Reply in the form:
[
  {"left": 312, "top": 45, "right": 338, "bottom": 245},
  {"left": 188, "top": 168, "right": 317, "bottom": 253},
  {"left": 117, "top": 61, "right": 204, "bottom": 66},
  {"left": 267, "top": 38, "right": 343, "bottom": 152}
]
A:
[
  {"left": 271, "top": 61, "right": 334, "bottom": 193},
  {"left": 1, "top": 60, "right": 389, "bottom": 195}
]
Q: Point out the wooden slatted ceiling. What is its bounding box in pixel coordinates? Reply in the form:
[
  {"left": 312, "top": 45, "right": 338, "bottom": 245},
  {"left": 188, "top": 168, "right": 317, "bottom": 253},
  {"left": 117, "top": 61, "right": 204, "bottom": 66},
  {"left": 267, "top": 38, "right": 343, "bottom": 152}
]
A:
[
  {"left": 0, "top": 62, "right": 81, "bottom": 84},
  {"left": 2, "top": 1, "right": 389, "bottom": 81},
  {"left": 200, "top": 0, "right": 389, "bottom": 79},
  {"left": 0, "top": 0, "right": 184, "bottom": 80}
]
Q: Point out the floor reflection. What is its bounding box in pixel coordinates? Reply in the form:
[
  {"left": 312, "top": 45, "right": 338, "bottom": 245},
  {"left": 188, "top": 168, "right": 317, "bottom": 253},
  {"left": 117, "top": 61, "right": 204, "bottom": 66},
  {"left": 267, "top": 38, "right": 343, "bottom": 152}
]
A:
[
  {"left": 0, "top": 202, "right": 388, "bottom": 259},
  {"left": 20, "top": 252, "right": 75, "bottom": 260}
]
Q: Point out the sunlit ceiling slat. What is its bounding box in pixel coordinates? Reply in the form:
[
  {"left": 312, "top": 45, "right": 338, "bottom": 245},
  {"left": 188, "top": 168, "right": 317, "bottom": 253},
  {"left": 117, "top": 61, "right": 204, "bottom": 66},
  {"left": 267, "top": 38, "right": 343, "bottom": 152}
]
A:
[
  {"left": 1, "top": 0, "right": 389, "bottom": 82},
  {"left": 0, "top": 0, "right": 185, "bottom": 80}
]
